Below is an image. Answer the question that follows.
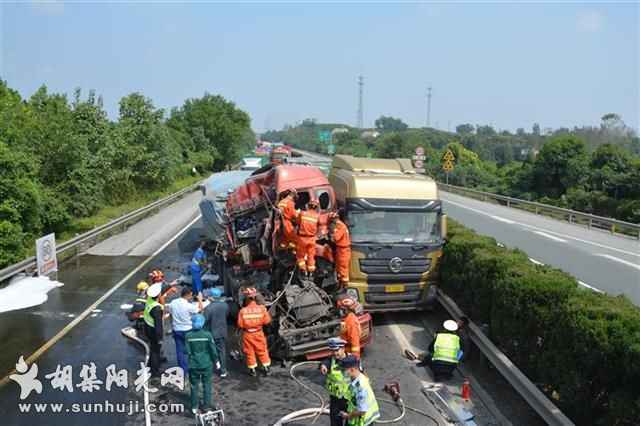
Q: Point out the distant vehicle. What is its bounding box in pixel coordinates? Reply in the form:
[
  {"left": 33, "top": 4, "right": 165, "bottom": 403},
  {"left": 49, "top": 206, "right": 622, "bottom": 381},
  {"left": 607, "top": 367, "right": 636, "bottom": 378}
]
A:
[
  {"left": 329, "top": 155, "right": 447, "bottom": 312},
  {"left": 240, "top": 156, "right": 267, "bottom": 171},
  {"left": 270, "top": 146, "right": 290, "bottom": 165}
]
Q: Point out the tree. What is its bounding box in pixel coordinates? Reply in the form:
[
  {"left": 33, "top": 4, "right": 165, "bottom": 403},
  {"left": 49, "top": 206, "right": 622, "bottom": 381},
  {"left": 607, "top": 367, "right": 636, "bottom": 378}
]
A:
[
  {"left": 374, "top": 116, "right": 408, "bottom": 132},
  {"left": 456, "top": 124, "right": 474, "bottom": 135},
  {"left": 529, "top": 135, "right": 588, "bottom": 198}
]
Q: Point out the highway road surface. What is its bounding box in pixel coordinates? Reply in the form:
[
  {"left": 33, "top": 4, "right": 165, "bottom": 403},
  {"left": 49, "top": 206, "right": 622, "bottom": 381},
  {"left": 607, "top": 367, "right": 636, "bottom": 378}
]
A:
[{"left": 441, "top": 191, "right": 640, "bottom": 304}]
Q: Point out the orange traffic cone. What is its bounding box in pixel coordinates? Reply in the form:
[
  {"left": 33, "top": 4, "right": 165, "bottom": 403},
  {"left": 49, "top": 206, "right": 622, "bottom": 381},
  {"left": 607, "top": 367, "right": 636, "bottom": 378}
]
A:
[{"left": 461, "top": 378, "right": 471, "bottom": 401}]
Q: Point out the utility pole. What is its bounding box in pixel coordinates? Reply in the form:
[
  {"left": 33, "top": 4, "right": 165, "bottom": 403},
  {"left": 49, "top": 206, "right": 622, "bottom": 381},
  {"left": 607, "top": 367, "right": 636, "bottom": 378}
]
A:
[
  {"left": 426, "top": 86, "right": 432, "bottom": 128},
  {"left": 357, "top": 75, "right": 364, "bottom": 129}
]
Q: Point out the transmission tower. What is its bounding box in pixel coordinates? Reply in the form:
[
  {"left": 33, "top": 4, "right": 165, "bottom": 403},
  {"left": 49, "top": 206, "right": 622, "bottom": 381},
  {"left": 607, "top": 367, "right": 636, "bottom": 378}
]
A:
[
  {"left": 426, "top": 86, "right": 432, "bottom": 128},
  {"left": 357, "top": 75, "right": 364, "bottom": 129}
]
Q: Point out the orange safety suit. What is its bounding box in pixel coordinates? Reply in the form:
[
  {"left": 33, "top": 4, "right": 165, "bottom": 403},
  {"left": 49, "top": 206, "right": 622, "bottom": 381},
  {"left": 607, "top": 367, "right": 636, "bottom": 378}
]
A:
[
  {"left": 277, "top": 197, "right": 297, "bottom": 248},
  {"left": 340, "top": 311, "right": 361, "bottom": 359},
  {"left": 237, "top": 300, "right": 272, "bottom": 369},
  {"left": 296, "top": 209, "right": 319, "bottom": 273},
  {"left": 331, "top": 219, "right": 351, "bottom": 287}
]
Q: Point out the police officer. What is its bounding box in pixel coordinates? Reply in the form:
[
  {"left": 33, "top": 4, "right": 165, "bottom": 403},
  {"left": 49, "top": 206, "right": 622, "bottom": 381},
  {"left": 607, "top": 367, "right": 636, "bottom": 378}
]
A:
[
  {"left": 143, "top": 283, "right": 164, "bottom": 377},
  {"left": 320, "top": 338, "right": 350, "bottom": 426},
  {"left": 339, "top": 355, "right": 380, "bottom": 426}
]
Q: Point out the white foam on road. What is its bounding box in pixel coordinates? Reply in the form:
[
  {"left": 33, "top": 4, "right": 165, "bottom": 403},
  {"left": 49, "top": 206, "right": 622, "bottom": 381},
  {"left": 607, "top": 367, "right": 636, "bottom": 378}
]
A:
[
  {"left": 596, "top": 254, "right": 640, "bottom": 271},
  {"left": 533, "top": 231, "right": 567, "bottom": 243},
  {"left": 0, "top": 276, "right": 64, "bottom": 313}
]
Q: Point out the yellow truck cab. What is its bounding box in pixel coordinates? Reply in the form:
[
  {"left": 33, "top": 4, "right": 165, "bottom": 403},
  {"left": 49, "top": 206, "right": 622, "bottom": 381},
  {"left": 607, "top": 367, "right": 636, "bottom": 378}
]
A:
[{"left": 328, "top": 155, "right": 447, "bottom": 312}]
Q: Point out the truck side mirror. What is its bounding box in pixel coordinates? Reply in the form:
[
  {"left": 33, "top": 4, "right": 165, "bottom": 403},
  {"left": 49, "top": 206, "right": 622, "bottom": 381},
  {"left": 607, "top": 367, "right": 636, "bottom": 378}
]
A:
[{"left": 440, "top": 214, "right": 448, "bottom": 239}]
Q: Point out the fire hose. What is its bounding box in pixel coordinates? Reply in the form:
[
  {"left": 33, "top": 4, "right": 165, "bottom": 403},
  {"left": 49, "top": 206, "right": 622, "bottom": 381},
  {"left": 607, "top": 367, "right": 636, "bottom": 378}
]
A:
[{"left": 273, "top": 361, "right": 440, "bottom": 426}]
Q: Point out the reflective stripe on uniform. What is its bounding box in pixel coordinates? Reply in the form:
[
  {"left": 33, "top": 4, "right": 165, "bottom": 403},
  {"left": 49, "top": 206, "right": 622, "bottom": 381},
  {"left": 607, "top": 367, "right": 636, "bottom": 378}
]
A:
[{"left": 432, "top": 333, "right": 461, "bottom": 364}]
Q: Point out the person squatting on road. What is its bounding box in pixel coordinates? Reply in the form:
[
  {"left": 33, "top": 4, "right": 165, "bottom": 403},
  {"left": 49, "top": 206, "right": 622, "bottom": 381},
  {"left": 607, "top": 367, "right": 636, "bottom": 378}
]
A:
[
  {"left": 167, "top": 287, "right": 203, "bottom": 375},
  {"left": 337, "top": 297, "right": 361, "bottom": 359},
  {"left": 339, "top": 355, "right": 380, "bottom": 426},
  {"left": 191, "top": 241, "right": 207, "bottom": 296},
  {"left": 329, "top": 209, "right": 351, "bottom": 289},
  {"left": 186, "top": 314, "right": 220, "bottom": 414},
  {"left": 237, "top": 287, "right": 272, "bottom": 376},
  {"left": 320, "top": 338, "right": 351, "bottom": 426},
  {"left": 277, "top": 189, "right": 298, "bottom": 249},
  {"left": 296, "top": 199, "right": 320, "bottom": 279},
  {"left": 417, "top": 319, "right": 464, "bottom": 381},
  {"left": 203, "top": 287, "right": 229, "bottom": 378},
  {"left": 143, "top": 283, "right": 164, "bottom": 377}
]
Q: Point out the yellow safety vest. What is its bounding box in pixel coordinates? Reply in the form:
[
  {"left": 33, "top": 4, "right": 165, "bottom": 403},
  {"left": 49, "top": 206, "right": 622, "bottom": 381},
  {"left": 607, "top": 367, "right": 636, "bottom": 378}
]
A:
[
  {"left": 325, "top": 357, "right": 351, "bottom": 400},
  {"left": 432, "top": 333, "right": 461, "bottom": 364},
  {"left": 143, "top": 298, "right": 162, "bottom": 327},
  {"left": 347, "top": 374, "right": 380, "bottom": 426}
]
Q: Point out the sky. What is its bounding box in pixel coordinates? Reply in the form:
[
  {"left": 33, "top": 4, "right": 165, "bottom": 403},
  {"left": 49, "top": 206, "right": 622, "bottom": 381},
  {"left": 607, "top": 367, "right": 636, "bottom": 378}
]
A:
[{"left": 1, "top": 1, "right": 638, "bottom": 133}]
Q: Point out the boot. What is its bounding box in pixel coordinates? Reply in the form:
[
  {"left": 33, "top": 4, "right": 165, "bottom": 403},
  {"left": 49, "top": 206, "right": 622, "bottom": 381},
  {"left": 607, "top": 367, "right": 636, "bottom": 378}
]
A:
[
  {"left": 248, "top": 368, "right": 257, "bottom": 377},
  {"left": 263, "top": 365, "right": 271, "bottom": 376}
]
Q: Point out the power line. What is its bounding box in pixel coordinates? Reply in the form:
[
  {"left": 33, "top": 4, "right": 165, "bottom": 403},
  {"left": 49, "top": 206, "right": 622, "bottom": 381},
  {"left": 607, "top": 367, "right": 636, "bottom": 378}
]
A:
[
  {"left": 426, "top": 86, "right": 432, "bottom": 128},
  {"left": 357, "top": 75, "right": 364, "bottom": 129}
]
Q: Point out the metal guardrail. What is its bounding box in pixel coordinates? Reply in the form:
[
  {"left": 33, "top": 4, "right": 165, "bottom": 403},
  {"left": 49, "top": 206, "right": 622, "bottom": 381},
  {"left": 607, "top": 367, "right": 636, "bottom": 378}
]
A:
[
  {"left": 437, "top": 289, "right": 575, "bottom": 426},
  {"left": 439, "top": 183, "right": 640, "bottom": 239},
  {"left": 0, "top": 182, "right": 202, "bottom": 283}
]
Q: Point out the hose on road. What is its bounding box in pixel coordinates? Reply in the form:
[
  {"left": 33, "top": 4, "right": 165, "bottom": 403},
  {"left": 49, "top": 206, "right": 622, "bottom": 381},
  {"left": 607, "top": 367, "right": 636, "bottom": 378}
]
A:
[{"left": 273, "top": 361, "right": 440, "bottom": 425}]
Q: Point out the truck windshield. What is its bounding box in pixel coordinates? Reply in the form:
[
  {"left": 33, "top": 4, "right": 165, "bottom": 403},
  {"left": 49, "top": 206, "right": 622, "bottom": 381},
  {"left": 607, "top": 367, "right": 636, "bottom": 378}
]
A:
[{"left": 348, "top": 210, "right": 440, "bottom": 244}]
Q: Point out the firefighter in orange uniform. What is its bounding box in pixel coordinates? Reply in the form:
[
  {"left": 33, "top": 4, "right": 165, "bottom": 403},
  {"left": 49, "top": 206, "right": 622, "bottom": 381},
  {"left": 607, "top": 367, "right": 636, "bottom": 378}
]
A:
[
  {"left": 277, "top": 190, "right": 298, "bottom": 249},
  {"left": 329, "top": 210, "right": 351, "bottom": 289},
  {"left": 237, "top": 287, "right": 272, "bottom": 376},
  {"left": 337, "top": 297, "right": 361, "bottom": 359},
  {"left": 296, "top": 200, "right": 320, "bottom": 279}
]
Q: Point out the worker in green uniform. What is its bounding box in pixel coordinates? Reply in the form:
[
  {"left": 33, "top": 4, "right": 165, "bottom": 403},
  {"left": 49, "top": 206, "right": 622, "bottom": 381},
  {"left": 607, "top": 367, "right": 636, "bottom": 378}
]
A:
[
  {"left": 319, "top": 337, "right": 350, "bottom": 426},
  {"left": 186, "top": 314, "right": 220, "bottom": 414},
  {"left": 340, "top": 355, "right": 380, "bottom": 426}
]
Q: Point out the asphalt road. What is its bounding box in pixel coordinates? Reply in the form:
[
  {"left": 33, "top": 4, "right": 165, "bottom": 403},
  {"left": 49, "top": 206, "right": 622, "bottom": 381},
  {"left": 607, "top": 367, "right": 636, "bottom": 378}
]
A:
[{"left": 441, "top": 191, "right": 640, "bottom": 304}]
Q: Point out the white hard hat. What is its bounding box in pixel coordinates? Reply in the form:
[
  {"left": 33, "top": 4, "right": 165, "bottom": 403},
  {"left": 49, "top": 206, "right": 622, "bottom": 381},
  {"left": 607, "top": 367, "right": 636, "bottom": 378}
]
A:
[
  {"left": 147, "top": 283, "right": 162, "bottom": 298},
  {"left": 443, "top": 320, "right": 459, "bottom": 332}
]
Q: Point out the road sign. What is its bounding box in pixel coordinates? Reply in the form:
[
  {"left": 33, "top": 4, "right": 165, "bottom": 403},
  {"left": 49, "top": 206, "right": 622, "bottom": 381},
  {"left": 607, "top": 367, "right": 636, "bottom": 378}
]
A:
[
  {"left": 319, "top": 130, "right": 332, "bottom": 143},
  {"left": 415, "top": 146, "right": 425, "bottom": 156},
  {"left": 442, "top": 159, "right": 454, "bottom": 173},
  {"left": 36, "top": 233, "right": 58, "bottom": 277},
  {"left": 414, "top": 159, "right": 424, "bottom": 168},
  {"left": 443, "top": 149, "right": 455, "bottom": 162}
]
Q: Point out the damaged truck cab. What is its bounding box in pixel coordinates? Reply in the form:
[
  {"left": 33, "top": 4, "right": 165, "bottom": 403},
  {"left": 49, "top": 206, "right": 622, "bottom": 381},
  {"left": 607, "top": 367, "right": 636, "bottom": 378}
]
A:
[
  {"left": 329, "top": 155, "right": 447, "bottom": 312},
  {"left": 200, "top": 163, "right": 372, "bottom": 359}
]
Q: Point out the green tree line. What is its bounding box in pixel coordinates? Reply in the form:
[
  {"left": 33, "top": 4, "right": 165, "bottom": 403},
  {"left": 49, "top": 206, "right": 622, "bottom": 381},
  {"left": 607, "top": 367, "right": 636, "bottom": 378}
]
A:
[
  {"left": 263, "top": 115, "right": 640, "bottom": 223},
  {"left": 0, "top": 80, "right": 254, "bottom": 267}
]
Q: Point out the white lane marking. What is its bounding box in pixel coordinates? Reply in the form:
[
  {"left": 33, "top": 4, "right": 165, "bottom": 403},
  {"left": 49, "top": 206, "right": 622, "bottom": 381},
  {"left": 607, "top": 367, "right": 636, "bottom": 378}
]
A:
[
  {"left": 533, "top": 231, "right": 567, "bottom": 243},
  {"left": 0, "top": 214, "right": 203, "bottom": 388},
  {"left": 596, "top": 254, "right": 640, "bottom": 271},
  {"left": 529, "top": 258, "right": 544, "bottom": 265},
  {"left": 444, "top": 198, "right": 640, "bottom": 258},
  {"left": 578, "top": 281, "right": 605, "bottom": 294},
  {"left": 387, "top": 318, "right": 418, "bottom": 353},
  {"left": 490, "top": 215, "right": 515, "bottom": 224}
]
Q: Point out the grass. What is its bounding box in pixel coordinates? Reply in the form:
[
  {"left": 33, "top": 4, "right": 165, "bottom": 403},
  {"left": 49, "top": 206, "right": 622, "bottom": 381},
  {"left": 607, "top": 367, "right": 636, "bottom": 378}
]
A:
[{"left": 56, "top": 174, "right": 204, "bottom": 244}]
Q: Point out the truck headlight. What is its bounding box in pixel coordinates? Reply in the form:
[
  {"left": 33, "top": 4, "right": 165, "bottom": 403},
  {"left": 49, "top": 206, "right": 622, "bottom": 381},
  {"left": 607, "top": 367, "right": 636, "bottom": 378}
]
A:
[{"left": 346, "top": 288, "right": 359, "bottom": 301}]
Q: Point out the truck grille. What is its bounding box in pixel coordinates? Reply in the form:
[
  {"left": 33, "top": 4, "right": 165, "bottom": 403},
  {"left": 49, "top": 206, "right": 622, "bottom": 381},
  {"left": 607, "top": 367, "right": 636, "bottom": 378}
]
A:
[{"left": 359, "top": 257, "right": 430, "bottom": 277}]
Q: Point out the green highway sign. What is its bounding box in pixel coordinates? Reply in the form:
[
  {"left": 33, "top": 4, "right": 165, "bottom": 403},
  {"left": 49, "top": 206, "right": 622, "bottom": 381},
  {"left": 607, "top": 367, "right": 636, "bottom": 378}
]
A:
[{"left": 319, "top": 130, "right": 332, "bottom": 143}]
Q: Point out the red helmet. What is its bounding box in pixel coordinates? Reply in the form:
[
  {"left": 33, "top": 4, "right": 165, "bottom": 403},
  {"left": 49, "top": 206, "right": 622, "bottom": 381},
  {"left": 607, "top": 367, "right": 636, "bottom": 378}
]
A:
[
  {"left": 336, "top": 297, "right": 357, "bottom": 310},
  {"left": 148, "top": 270, "right": 164, "bottom": 284},
  {"left": 243, "top": 287, "right": 257, "bottom": 298}
]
